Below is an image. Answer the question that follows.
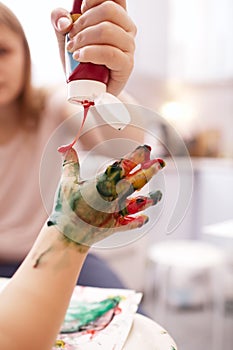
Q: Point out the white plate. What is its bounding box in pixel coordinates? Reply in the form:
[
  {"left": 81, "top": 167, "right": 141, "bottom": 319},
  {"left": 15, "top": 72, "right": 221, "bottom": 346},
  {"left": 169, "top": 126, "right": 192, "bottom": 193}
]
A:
[{"left": 123, "top": 313, "right": 177, "bottom": 350}]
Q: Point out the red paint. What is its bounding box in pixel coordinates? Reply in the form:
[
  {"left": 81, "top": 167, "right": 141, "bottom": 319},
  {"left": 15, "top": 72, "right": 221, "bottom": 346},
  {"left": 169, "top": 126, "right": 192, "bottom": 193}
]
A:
[
  {"left": 141, "top": 158, "right": 163, "bottom": 170},
  {"left": 144, "top": 144, "right": 152, "bottom": 151},
  {"left": 114, "top": 306, "right": 122, "bottom": 315},
  {"left": 117, "top": 216, "right": 136, "bottom": 226},
  {"left": 86, "top": 329, "right": 97, "bottom": 339},
  {"left": 125, "top": 197, "right": 153, "bottom": 214},
  {"left": 57, "top": 100, "right": 94, "bottom": 153},
  {"left": 118, "top": 215, "right": 147, "bottom": 227},
  {"left": 121, "top": 159, "right": 138, "bottom": 175}
]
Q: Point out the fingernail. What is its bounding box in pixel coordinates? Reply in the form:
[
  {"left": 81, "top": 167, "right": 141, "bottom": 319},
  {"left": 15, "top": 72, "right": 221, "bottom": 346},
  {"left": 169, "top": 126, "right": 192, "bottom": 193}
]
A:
[
  {"left": 57, "top": 17, "right": 71, "bottom": 31},
  {"left": 149, "top": 190, "right": 163, "bottom": 204},
  {"left": 73, "top": 50, "right": 81, "bottom": 60},
  {"left": 81, "top": 0, "right": 86, "bottom": 13},
  {"left": 158, "top": 159, "right": 166, "bottom": 168}
]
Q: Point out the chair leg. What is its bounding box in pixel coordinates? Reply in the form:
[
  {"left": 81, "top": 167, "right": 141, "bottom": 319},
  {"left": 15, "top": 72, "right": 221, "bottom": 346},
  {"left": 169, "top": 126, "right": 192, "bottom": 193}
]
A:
[
  {"left": 210, "top": 265, "right": 225, "bottom": 350},
  {"left": 155, "top": 264, "right": 172, "bottom": 326}
]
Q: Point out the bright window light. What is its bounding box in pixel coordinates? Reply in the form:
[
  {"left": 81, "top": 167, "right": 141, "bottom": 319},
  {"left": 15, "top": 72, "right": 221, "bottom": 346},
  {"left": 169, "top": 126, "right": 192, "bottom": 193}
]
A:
[{"left": 159, "top": 101, "right": 195, "bottom": 138}]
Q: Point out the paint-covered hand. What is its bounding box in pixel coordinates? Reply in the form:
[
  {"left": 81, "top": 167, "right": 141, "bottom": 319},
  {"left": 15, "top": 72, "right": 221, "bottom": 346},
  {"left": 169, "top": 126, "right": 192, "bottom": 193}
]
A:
[{"left": 48, "top": 145, "right": 165, "bottom": 247}]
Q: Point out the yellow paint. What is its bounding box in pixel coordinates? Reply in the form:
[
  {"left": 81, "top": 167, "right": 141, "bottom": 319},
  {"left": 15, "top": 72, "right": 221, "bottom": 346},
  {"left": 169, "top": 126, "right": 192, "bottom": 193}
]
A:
[
  {"left": 71, "top": 13, "right": 82, "bottom": 22},
  {"left": 55, "top": 339, "right": 66, "bottom": 348}
]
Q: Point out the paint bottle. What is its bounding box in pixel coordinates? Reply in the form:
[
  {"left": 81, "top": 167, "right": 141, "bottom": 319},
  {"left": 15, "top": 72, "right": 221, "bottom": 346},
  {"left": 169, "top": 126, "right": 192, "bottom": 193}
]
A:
[
  {"left": 66, "top": 0, "right": 109, "bottom": 103},
  {"left": 65, "top": 0, "right": 131, "bottom": 130}
]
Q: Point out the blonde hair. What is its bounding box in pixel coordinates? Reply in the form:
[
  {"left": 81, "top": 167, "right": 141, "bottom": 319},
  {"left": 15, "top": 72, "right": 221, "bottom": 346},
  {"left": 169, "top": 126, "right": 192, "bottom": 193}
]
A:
[{"left": 0, "top": 2, "right": 46, "bottom": 128}]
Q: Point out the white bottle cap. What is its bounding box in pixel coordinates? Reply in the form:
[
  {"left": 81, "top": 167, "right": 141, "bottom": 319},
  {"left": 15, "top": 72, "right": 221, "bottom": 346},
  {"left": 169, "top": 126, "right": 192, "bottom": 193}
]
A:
[
  {"left": 94, "top": 92, "right": 131, "bottom": 130},
  {"left": 67, "top": 79, "right": 107, "bottom": 103}
]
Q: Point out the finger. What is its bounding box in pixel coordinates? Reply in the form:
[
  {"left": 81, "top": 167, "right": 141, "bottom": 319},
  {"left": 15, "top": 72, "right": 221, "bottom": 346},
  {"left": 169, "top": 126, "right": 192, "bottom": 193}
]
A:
[
  {"left": 96, "top": 145, "right": 151, "bottom": 201},
  {"left": 115, "top": 158, "right": 165, "bottom": 199},
  {"left": 82, "top": 0, "right": 127, "bottom": 13},
  {"left": 104, "top": 144, "right": 153, "bottom": 181},
  {"left": 61, "top": 148, "right": 80, "bottom": 182},
  {"left": 120, "top": 191, "right": 163, "bottom": 216},
  {"left": 96, "top": 145, "right": 153, "bottom": 200},
  {"left": 51, "top": 8, "right": 73, "bottom": 68},
  {"left": 111, "top": 145, "right": 152, "bottom": 178},
  {"left": 125, "top": 158, "right": 165, "bottom": 192},
  {"left": 51, "top": 8, "right": 73, "bottom": 34},
  {"left": 67, "top": 22, "right": 135, "bottom": 54},
  {"left": 70, "top": 1, "right": 136, "bottom": 37},
  {"left": 72, "top": 44, "right": 134, "bottom": 95},
  {"left": 116, "top": 214, "right": 149, "bottom": 230}
]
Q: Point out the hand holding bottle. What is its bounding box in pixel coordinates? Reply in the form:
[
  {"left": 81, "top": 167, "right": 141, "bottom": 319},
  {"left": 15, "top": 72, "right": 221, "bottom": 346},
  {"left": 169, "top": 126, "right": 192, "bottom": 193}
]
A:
[{"left": 51, "top": 0, "right": 137, "bottom": 97}]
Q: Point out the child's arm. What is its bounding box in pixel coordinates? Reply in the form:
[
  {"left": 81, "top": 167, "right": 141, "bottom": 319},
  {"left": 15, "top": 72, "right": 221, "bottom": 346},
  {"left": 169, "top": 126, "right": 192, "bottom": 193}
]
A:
[
  {"left": 0, "top": 145, "right": 165, "bottom": 350},
  {"left": 0, "top": 224, "right": 88, "bottom": 350}
]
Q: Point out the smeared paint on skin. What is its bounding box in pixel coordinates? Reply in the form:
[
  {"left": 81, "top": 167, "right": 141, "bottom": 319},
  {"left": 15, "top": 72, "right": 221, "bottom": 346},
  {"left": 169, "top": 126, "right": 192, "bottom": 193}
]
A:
[
  {"left": 33, "top": 246, "right": 52, "bottom": 268},
  {"left": 33, "top": 101, "right": 93, "bottom": 268},
  {"left": 54, "top": 339, "right": 66, "bottom": 348},
  {"left": 47, "top": 145, "right": 165, "bottom": 248}
]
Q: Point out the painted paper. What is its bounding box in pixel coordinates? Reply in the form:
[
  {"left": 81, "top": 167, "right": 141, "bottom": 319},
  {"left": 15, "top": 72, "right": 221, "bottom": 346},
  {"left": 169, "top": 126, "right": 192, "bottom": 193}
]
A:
[{"left": 53, "top": 286, "right": 142, "bottom": 350}]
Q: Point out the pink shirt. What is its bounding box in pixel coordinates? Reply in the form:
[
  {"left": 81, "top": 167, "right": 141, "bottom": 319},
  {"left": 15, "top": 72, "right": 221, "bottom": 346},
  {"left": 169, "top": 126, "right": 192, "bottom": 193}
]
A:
[
  {"left": 0, "top": 90, "right": 72, "bottom": 261},
  {"left": 0, "top": 89, "right": 140, "bottom": 262}
]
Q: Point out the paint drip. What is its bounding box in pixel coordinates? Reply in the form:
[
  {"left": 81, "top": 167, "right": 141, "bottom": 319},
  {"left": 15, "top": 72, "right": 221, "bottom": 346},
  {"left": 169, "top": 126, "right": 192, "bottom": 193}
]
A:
[{"left": 57, "top": 100, "right": 94, "bottom": 153}]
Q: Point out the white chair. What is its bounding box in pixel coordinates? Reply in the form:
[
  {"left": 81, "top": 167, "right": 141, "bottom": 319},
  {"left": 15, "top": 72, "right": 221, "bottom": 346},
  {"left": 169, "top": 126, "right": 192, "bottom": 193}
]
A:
[
  {"left": 202, "top": 220, "right": 233, "bottom": 315},
  {"left": 147, "top": 239, "right": 227, "bottom": 350}
]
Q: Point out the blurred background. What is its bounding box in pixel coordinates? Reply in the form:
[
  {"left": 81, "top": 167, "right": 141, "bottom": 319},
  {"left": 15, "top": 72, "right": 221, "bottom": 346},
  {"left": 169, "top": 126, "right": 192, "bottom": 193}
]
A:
[{"left": 3, "top": 0, "right": 233, "bottom": 349}]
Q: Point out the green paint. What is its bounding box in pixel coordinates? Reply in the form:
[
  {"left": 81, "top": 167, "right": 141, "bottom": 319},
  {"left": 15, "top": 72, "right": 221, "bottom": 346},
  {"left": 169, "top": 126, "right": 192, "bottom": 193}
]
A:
[
  {"left": 149, "top": 190, "right": 162, "bottom": 205},
  {"left": 47, "top": 144, "right": 165, "bottom": 247},
  {"left": 61, "top": 296, "right": 121, "bottom": 333},
  {"left": 33, "top": 246, "right": 53, "bottom": 268}
]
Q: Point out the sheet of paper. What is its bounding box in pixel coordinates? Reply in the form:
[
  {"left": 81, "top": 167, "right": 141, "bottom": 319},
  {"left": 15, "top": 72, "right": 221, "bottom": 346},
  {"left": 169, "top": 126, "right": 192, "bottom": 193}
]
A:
[{"left": 53, "top": 286, "right": 142, "bottom": 350}]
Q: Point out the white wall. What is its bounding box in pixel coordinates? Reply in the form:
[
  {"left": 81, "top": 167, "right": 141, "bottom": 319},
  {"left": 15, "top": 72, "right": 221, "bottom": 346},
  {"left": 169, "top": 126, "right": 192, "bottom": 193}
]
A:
[
  {"left": 127, "top": 0, "right": 169, "bottom": 79},
  {"left": 4, "top": 0, "right": 233, "bottom": 84},
  {"left": 127, "top": 0, "right": 233, "bottom": 82}
]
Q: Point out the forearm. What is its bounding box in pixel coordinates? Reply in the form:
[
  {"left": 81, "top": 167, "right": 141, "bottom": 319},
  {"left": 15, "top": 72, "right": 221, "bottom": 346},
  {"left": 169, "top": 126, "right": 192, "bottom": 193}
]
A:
[
  {"left": 0, "top": 223, "right": 89, "bottom": 350},
  {"left": 0, "top": 143, "right": 165, "bottom": 349}
]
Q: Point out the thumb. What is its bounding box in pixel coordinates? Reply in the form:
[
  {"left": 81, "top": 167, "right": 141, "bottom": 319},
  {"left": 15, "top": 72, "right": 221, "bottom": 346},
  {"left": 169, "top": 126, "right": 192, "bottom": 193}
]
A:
[
  {"left": 51, "top": 8, "right": 72, "bottom": 33},
  {"left": 61, "top": 147, "right": 80, "bottom": 182},
  {"left": 51, "top": 8, "right": 73, "bottom": 69}
]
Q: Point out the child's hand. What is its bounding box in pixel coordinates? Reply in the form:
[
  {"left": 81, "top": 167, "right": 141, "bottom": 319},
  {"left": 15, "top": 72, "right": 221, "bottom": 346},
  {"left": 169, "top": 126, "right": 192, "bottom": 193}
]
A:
[
  {"left": 48, "top": 145, "right": 165, "bottom": 247},
  {"left": 51, "top": 0, "right": 137, "bottom": 96}
]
